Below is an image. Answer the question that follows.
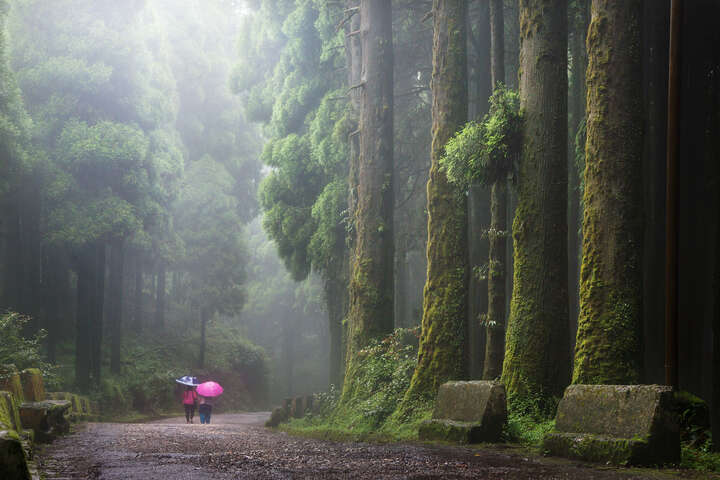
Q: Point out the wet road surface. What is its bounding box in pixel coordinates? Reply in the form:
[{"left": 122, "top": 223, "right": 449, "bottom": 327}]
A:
[{"left": 36, "top": 413, "right": 707, "bottom": 479}]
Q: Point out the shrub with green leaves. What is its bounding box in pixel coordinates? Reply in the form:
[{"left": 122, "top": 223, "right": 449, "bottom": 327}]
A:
[
  {"left": 0, "top": 312, "right": 58, "bottom": 388},
  {"left": 441, "top": 85, "right": 521, "bottom": 190}
]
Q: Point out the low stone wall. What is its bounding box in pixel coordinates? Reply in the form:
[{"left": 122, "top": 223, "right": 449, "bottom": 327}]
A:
[
  {"left": 20, "top": 370, "right": 44, "bottom": 403},
  {"left": 46, "top": 392, "right": 95, "bottom": 422},
  {"left": 0, "top": 390, "right": 31, "bottom": 480},
  {"left": 418, "top": 381, "right": 507, "bottom": 444},
  {"left": 542, "top": 384, "right": 680, "bottom": 466},
  {"left": 19, "top": 401, "right": 71, "bottom": 444},
  {"left": 0, "top": 365, "right": 24, "bottom": 402}
]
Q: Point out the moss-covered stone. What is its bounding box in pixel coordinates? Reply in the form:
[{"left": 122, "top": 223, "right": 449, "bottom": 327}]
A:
[
  {"left": 19, "top": 429, "right": 33, "bottom": 461},
  {"left": 19, "top": 400, "right": 70, "bottom": 443},
  {"left": 419, "top": 381, "right": 506, "bottom": 443},
  {"left": 419, "top": 419, "right": 488, "bottom": 444},
  {"left": 0, "top": 429, "right": 31, "bottom": 480},
  {"left": 265, "top": 407, "right": 289, "bottom": 427},
  {"left": 0, "top": 391, "right": 23, "bottom": 432},
  {"left": 542, "top": 385, "right": 680, "bottom": 465},
  {"left": 20, "top": 369, "right": 44, "bottom": 403},
  {"left": 0, "top": 365, "right": 24, "bottom": 403}
]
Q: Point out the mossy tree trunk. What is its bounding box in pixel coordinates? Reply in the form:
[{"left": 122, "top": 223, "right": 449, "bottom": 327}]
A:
[
  {"left": 400, "top": 0, "right": 468, "bottom": 412},
  {"left": 572, "top": 0, "right": 643, "bottom": 385},
  {"left": 482, "top": 0, "right": 507, "bottom": 381},
  {"left": 344, "top": 0, "right": 394, "bottom": 361},
  {"left": 502, "top": 0, "right": 569, "bottom": 402},
  {"left": 466, "top": 0, "right": 491, "bottom": 380},
  {"left": 567, "top": 0, "right": 590, "bottom": 350}
]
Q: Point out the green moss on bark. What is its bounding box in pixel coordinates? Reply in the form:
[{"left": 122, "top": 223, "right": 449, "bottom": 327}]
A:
[
  {"left": 572, "top": 0, "right": 643, "bottom": 385},
  {"left": 396, "top": 0, "right": 469, "bottom": 419},
  {"left": 501, "top": 0, "right": 569, "bottom": 403}
]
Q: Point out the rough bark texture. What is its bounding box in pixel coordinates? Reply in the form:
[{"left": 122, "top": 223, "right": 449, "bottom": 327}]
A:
[
  {"left": 108, "top": 238, "right": 125, "bottom": 374},
  {"left": 572, "top": 0, "right": 643, "bottom": 385},
  {"left": 482, "top": 0, "right": 506, "bottom": 381},
  {"left": 502, "top": 0, "right": 569, "bottom": 401},
  {"left": 402, "top": 0, "right": 468, "bottom": 407},
  {"left": 345, "top": 0, "right": 394, "bottom": 358},
  {"left": 567, "top": 0, "right": 590, "bottom": 350}
]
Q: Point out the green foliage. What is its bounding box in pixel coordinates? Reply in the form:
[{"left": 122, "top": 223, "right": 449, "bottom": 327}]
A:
[
  {"left": 235, "top": 1, "right": 348, "bottom": 283},
  {"left": 442, "top": 85, "right": 521, "bottom": 190},
  {"left": 0, "top": 312, "right": 57, "bottom": 388},
  {"left": 283, "top": 328, "right": 432, "bottom": 441},
  {"left": 680, "top": 442, "right": 720, "bottom": 472},
  {"left": 504, "top": 390, "right": 556, "bottom": 447}
]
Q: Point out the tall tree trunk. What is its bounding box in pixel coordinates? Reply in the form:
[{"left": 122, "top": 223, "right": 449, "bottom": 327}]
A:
[
  {"left": 43, "top": 250, "right": 69, "bottom": 363},
  {"left": 74, "top": 245, "right": 93, "bottom": 392},
  {"left": 503, "top": 0, "right": 519, "bottom": 89},
  {"left": 90, "top": 241, "right": 106, "bottom": 387},
  {"left": 3, "top": 201, "right": 22, "bottom": 311},
  {"left": 572, "top": 0, "right": 643, "bottom": 385},
  {"left": 502, "top": 0, "right": 569, "bottom": 403},
  {"left": 401, "top": 0, "right": 468, "bottom": 411},
  {"left": 345, "top": 0, "right": 394, "bottom": 360},
  {"left": 567, "top": 0, "right": 590, "bottom": 351},
  {"left": 108, "top": 237, "right": 125, "bottom": 374},
  {"left": 641, "top": 0, "right": 669, "bottom": 384},
  {"left": 133, "top": 253, "right": 143, "bottom": 332},
  {"left": 467, "top": 0, "right": 491, "bottom": 380},
  {"left": 199, "top": 308, "right": 208, "bottom": 369},
  {"left": 155, "top": 260, "right": 166, "bottom": 330},
  {"left": 482, "top": 0, "right": 507, "bottom": 381}
]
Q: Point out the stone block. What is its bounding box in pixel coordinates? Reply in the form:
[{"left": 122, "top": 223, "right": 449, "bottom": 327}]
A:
[
  {"left": 0, "top": 365, "right": 24, "bottom": 402},
  {"left": 0, "top": 430, "right": 31, "bottom": 480},
  {"left": 0, "top": 391, "right": 23, "bottom": 433},
  {"left": 20, "top": 370, "right": 44, "bottom": 403},
  {"left": 19, "top": 400, "right": 70, "bottom": 443},
  {"left": 419, "top": 381, "right": 507, "bottom": 443},
  {"left": 265, "top": 407, "right": 289, "bottom": 427},
  {"left": 542, "top": 384, "right": 680, "bottom": 466}
]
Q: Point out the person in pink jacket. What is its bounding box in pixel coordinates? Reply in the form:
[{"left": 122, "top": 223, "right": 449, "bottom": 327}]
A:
[{"left": 182, "top": 386, "right": 198, "bottom": 423}]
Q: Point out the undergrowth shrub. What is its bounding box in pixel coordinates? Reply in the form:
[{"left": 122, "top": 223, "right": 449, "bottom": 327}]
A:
[
  {"left": 284, "top": 327, "right": 430, "bottom": 440},
  {"left": 504, "top": 390, "right": 557, "bottom": 446},
  {"left": 0, "top": 312, "right": 59, "bottom": 389}
]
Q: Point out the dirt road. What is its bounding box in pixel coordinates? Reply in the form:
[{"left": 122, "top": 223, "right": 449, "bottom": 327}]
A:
[{"left": 35, "top": 413, "right": 704, "bottom": 479}]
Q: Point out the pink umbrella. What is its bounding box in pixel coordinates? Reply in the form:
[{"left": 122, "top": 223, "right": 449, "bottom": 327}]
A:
[{"left": 197, "top": 381, "right": 224, "bottom": 397}]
